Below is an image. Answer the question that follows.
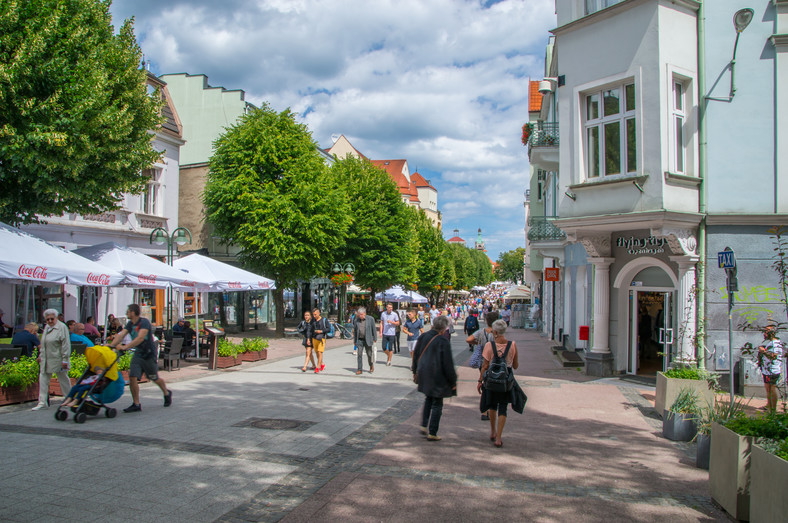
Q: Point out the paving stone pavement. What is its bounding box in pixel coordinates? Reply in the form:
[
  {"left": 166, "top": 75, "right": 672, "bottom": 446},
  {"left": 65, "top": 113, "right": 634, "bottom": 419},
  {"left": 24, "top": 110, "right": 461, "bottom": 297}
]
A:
[{"left": 0, "top": 326, "right": 732, "bottom": 522}]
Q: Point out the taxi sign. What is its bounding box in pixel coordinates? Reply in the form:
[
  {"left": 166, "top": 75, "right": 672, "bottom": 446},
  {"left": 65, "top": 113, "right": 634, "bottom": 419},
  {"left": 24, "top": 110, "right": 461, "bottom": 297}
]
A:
[{"left": 718, "top": 249, "right": 736, "bottom": 269}]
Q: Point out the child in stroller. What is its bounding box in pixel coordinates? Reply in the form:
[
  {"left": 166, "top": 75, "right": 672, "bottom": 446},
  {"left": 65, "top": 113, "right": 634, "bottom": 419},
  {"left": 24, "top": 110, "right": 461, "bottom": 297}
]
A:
[{"left": 55, "top": 345, "right": 125, "bottom": 423}]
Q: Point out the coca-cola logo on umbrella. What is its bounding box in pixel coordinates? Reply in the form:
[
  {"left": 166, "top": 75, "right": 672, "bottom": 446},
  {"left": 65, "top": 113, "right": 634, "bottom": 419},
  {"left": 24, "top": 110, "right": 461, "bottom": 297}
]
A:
[
  {"left": 86, "top": 273, "right": 111, "bottom": 285},
  {"left": 138, "top": 274, "right": 157, "bottom": 285},
  {"left": 258, "top": 281, "right": 270, "bottom": 289},
  {"left": 180, "top": 280, "right": 196, "bottom": 287},
  {"left": 228, "top": 281, "right": 242, "bottom": 289},
  {"left": 18, "top": 265, "right": 48, "bottom": 280}
]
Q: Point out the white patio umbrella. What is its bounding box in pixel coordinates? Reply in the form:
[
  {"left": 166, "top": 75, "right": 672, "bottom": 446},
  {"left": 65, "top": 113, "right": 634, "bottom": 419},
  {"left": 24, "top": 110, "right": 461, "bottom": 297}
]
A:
[
  {"left": 375, "top": 285, "right": 428, "bottom": 304},
  {"left": 172, "top": 253, "right": 275, "bottom": 336},
  {"left": 0, "top": 222, "right": 123, "bottom": 287}
]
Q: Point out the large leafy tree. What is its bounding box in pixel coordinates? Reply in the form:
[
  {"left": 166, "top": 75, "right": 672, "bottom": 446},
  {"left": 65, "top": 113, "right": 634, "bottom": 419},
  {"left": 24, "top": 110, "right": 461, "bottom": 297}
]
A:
[
  {"left": 469, "top": 248, "right": 494, "bottom": 286},
  {"left": 204, "top": 104, "right": 349, "bottom": 336},
  {"left": 495, "top": 247, "right": 526, "bottom": 283},
  {"left": 448, "top": 242, "right": 474, "bottom": 290},
  {"left": 329, "top": 156, "right": 414, "bottom": 307},
  {"left": 410, "top": 206, "right": 446, "bottom": 292},
  {"left": 0, "top": 0, "right": 162, "bottom": 225}
]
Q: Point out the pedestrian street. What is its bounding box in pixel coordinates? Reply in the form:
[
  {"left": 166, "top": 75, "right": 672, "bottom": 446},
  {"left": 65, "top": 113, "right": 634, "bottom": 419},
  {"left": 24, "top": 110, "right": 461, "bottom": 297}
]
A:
[{"left": 0, "top": 330, "right": 729, "bottom": 522}]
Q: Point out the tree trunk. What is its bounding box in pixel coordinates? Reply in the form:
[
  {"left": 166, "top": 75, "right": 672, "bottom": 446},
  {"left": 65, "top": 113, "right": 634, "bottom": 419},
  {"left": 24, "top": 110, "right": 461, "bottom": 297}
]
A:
[{"left": 274, "top": 286, "right": 285, "bottom": 337}]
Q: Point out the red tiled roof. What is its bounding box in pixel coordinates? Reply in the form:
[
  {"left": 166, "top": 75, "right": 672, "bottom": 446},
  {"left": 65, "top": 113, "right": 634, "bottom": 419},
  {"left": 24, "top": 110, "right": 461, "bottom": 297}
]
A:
[
  {"left": 407, "top": 182, "right": 420, "bottom": 203},
  {"left": 411, "top": 171, "right": 436, "bottom": 191},
  {"left": 529, "top": 80, "right": 543, "bottom": 112},
  {"left": 371, "top": 159, "right": 410, "bottom": 193},
  {"left": 447, "top": 236, "right": 465, "bottom": 243}
]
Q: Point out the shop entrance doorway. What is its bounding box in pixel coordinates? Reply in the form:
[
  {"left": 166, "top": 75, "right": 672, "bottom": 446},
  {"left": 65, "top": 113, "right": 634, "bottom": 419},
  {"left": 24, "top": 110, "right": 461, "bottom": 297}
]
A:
[{"left": 628, "top": 290, "right": 674, "bottom": 375}]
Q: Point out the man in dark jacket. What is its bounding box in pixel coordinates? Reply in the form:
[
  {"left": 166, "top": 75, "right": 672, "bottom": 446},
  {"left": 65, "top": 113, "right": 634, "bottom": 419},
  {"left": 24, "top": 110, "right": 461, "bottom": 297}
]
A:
[
  {"left": 353, "top": 307, "right": 377, "bottom": 374},
  {"left": 411, "top": 315, "right": 457, "bottom": 441}
]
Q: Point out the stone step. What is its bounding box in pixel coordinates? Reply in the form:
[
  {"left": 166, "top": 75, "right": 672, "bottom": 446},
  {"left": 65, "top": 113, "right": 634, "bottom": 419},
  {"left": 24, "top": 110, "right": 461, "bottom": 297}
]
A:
[{"left": 557, "top": 350, "right": 585, "bottom": 368}]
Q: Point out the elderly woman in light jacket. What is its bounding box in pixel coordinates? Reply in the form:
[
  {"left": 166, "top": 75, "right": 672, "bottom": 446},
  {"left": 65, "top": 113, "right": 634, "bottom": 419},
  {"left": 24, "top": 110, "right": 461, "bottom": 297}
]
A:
[{"left": 32, "top": 309, "right": 72, "bottom": 411}]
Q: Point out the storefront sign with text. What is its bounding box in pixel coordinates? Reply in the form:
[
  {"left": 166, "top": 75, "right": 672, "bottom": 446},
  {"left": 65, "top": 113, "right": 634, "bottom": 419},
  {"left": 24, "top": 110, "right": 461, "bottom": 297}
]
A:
[
  {"left": 545, "top": 268, "right": 560, "bottom": 281},
  {"left": 616, "top": 236, "right": 665, "bottom": 255}
]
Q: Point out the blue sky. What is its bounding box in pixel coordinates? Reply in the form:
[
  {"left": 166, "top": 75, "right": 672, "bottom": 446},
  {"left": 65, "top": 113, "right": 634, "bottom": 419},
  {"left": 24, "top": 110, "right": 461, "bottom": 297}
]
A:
[{"left": 109, "top": 0, "right": 556, "bottom": 260}]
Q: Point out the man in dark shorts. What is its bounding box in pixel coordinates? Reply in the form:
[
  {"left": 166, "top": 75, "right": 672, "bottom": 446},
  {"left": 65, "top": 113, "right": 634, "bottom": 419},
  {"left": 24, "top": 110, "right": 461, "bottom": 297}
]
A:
[{"left": 109, "top": 304, "right": 172, "bottom": 413}]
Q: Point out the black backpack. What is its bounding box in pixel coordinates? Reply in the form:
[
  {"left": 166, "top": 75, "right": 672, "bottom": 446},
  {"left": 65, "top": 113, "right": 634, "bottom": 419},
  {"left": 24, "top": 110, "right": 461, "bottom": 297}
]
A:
[
  {"left": 466, "top": 315, "right": 479, "bottom": 333},
  {"left": 483, "top": 341, "right": 514, "bottom": 393}
]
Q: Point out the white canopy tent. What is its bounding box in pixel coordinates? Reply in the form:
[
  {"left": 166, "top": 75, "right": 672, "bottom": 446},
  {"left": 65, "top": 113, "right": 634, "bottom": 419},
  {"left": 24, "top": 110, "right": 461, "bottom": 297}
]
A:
[
  {"left": 503, "top": 285, "right": 532, "bottom": 300},
  {"left": 375, "top": 285, "right": 429, "bottom": 304}
]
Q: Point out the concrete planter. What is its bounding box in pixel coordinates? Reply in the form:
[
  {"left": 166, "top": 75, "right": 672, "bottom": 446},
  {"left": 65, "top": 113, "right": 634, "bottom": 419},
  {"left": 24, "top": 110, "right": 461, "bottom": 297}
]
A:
[
  {"left": 662, "top": 411, "right": 697, "bottom": 441},
  {"left": 655, "top": 372, "right": 715, "bottom": 419},
  {"left": 709, "top": 421, "right": 752, "bottom": 521},
  {"left": 216, "top": 356, "right": 241, "bottom": 369},
  {"left": 696, "top": 433, "right": 711, "bottom": 470},
  {"left": 750, "top": 444, "right": 788, "bottom": 522}
]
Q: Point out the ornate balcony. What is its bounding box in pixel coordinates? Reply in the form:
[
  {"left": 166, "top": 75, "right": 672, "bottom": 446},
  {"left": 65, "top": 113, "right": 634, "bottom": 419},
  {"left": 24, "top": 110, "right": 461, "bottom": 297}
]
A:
[{"left": 527, "top": 216, "right": 566, "bottom": 242}]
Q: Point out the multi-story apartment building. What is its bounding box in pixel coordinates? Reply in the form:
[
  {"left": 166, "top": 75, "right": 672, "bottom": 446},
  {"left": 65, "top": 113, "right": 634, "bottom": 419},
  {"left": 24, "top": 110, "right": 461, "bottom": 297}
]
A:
[{"left": 529, "top": 0, "right": 787, "bottom": 378}]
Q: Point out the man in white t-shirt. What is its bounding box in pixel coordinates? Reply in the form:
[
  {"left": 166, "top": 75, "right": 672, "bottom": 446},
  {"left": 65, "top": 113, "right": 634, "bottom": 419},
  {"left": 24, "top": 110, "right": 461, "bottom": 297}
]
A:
[
  {"left": 379, "top": 303, "right": 400, "bottom": 367},
  {"left": 429, "top": 307, "right": 441, "bottom": 324}
]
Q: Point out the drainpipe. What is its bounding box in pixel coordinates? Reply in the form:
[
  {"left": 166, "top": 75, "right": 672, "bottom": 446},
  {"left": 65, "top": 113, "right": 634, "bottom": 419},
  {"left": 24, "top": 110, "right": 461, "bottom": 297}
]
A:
[{"left": 696, "top": 1, "right": 707, "bottom": 369}]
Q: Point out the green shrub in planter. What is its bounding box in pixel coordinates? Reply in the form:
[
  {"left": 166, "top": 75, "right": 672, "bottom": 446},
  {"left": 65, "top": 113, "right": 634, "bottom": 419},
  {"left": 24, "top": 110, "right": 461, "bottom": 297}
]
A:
[
  {"left": 0, "top": 354, "right": 39, "bottom": 389},
  {"left": 664, "top": 365, "right": 720, "bottom": 390},
  {"left": 117, "top": 351, "right": 132, "bottom": 372},
  {"left": 68, "top": 354, "right": 88, "bottom": 379},
  {"left": 724, "top": 412, "right": 788, "bottom": 441},
  {"left": 241, "top": 338, "right": 269, "bottom": 353},
  {"left": 663, "top": 388, "right": 700, "bottom": 441},
  {"left": 217, "top": 338, "right": 239, "bottom": 358}
]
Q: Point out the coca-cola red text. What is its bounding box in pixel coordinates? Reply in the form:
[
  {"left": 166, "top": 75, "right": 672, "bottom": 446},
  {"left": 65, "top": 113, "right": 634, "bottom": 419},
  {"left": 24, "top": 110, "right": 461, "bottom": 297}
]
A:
[
  {"left": 86, "top": 273, "right": 111, "bottom": 285},
  {"left": 18, "top": 265, "right": 48, "bottom": 280},
  {"left": 138, "top": 274, "right": 157, "bottom": 285}
]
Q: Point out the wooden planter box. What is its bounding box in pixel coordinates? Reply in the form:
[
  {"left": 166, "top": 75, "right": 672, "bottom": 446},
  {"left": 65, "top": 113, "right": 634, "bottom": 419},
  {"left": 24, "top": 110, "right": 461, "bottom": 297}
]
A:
[
  {"left": 710, "top": 421, "right": 752, "bottom": 521},
  {"left": 48, "top": 377, "right": 77, "bottom": 397},
  {"left": 750, "top": 444, "right": 788, "bottom": 522},
  {"left": 655, "top": 371, "right": 715, "bottom": 418},
  {"left": 0, "top": 385, "right": 38, "bottom": 406},
  {"left": 240, "top": 350, "right": 263, "bottom": 362},
  {"left": 215, "top": 355, "right": 241, "bottom": 369}
]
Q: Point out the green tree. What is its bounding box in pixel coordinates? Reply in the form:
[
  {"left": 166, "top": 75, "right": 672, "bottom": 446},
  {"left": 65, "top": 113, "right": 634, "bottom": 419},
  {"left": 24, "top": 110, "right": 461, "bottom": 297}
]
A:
[
  {"left": 495, "top": 247, "right": 526, "bottom": 283},
  {"left": 0, "top": 0, "right": 162, "bottom": 225},
  {"left": 410, "top": 206, "right": 445, "bottom": 292},
  {"left": 448, "top": 243, "right": 474, "bottom": 290},
  {"left": 469, "top": 248, "right": 493, "bottom": 286},
  {"left": 203, "top": 104, "right": 349, "bottom": 336},
  {"left": 329, "top": 156, "right": 415, "bottom": 307}
]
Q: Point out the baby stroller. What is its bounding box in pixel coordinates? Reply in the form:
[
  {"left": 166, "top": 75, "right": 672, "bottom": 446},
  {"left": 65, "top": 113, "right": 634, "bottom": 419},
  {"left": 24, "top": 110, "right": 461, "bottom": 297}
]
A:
[{"left": 55, "top": 345, "right": 125, "bottom": 424}]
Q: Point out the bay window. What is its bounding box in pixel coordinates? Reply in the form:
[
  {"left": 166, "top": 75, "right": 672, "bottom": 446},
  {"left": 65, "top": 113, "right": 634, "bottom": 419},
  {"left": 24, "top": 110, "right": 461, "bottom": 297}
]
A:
[{"left": 584, "top": 82, "right": 637, "bottom": 178}]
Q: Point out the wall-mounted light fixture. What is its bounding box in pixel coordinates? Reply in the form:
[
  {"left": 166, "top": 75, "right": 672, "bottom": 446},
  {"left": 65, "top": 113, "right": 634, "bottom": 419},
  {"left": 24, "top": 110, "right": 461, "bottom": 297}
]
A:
[
  {"left": 706, "top": 8, "right": 755, "bottom": 102},
  {"left": 539, "top": 77, "right": 558, "bottom": 94}
]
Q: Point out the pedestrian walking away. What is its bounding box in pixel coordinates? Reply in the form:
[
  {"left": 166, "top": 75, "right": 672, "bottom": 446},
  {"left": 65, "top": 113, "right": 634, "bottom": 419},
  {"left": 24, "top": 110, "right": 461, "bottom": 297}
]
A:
[
  {"left": 464, "top": 309, "right": 480, "bottom": 351},
  {"left": 468, "top": 311, "right": 499, "bottom": 420},
  {"left": 32, "top": 309, "right": 72, "bottom": 411},
  {"left": 477, "top": 319, "right": 519, "bottom": 448},
  {"left": 380, "top": 302, "right": 399, "bottom": 366},
  {"left": 297, "top": 311, "right": 316, "bottom": 372},
  {"left": 109, "top": 304, "right": 172, "bottom": 413},
  {"left": 402, "top": 309, "right": 423, "bottom": 360},
  {"left": 310, "top": 308, "right": 330, "bottom": 373},
  {"left": 353, "top": 307, "right": 377, "bottom": 374},
  {"left": 411, "top": 315, "right": 457, "bottom": 441}
]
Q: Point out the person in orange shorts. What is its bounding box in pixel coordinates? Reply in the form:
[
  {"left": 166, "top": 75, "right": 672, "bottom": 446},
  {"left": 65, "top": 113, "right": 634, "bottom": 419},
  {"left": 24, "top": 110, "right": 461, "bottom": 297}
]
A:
[{"left": 311, "top": 308, "right": 330, "bottom": 373}]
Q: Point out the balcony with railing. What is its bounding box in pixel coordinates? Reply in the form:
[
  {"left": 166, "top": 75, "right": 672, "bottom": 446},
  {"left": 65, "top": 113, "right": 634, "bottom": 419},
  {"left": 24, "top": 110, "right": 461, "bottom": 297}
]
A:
[
  {"left": 527, "top": 121, "right": 559, "bottom": 171},
  {"left": 527, "top": 216, "right": 566, "bottom": 242}
]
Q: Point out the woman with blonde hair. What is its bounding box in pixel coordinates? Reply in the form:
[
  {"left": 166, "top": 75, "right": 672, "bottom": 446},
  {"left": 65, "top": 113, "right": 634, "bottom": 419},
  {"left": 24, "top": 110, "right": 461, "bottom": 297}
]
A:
[{"left": 477, "top": 319, "right": 519, "bottom": 447}]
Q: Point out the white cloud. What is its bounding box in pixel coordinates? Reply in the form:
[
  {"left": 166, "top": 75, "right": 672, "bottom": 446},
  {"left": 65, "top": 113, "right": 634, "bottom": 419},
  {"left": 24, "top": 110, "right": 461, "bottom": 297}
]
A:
[{"left": 111, "top": 0, "right": 554, "bottom": 258}]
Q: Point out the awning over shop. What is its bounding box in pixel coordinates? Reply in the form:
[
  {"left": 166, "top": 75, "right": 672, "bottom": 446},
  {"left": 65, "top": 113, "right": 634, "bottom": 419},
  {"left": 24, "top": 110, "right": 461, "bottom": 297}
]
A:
[
  {"left": 503, "top": 285, "right": 532, "bottom": 300},
  {"left": 72, "top": 242, "right": 205, "bottom": 289},
  {"left": 0, "top": 222, "right": 123, "bottom": 286},
  {"left": 173, "top": 253, "right": 275, "bottom": 292}
]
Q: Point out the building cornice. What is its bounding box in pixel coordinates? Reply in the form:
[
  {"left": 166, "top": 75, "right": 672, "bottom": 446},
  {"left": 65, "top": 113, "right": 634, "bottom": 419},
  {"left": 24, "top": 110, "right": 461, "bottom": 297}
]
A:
[
  {"left": 555, "top": 210, "right": 702, "bottom": 236},
  {"left": 551, "top": 0, "right": 700, "bottom": 37},
  {"left": 706, "top": 214, "right": 788, "bottom": 226},
  {"left": 771, "top": 34, "right": 788, "bottom": 49}
]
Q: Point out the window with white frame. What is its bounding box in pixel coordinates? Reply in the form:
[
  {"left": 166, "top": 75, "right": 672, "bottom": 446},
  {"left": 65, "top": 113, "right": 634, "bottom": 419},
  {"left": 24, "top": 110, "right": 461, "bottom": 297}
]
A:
[
  {"left": 584, "top": 0, "right": 623, "bottom": 15},
  {"left": 671, "top": 79, "right": 687, "bottom": 173},
  {"left": 139, "top": 168, "right": 160, "bottom": 215},
  {"left": 584, "top": 82, "right": 637, "bottom": 178}
]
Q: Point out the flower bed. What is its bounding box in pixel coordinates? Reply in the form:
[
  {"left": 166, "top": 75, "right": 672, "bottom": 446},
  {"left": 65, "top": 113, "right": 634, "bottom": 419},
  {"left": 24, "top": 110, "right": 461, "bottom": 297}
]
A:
[{"left": 238, "top": 338, "right": 269, "bottom": 362}]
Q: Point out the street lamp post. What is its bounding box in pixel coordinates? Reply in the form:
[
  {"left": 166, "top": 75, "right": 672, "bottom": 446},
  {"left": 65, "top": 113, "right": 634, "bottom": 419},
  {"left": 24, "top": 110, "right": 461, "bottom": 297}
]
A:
[
  {"left": 149, "top": 226, "right": 192, "bottom": 330},
  {"left": 332, "top": 262, "right": 355, "bottom": 325}
]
